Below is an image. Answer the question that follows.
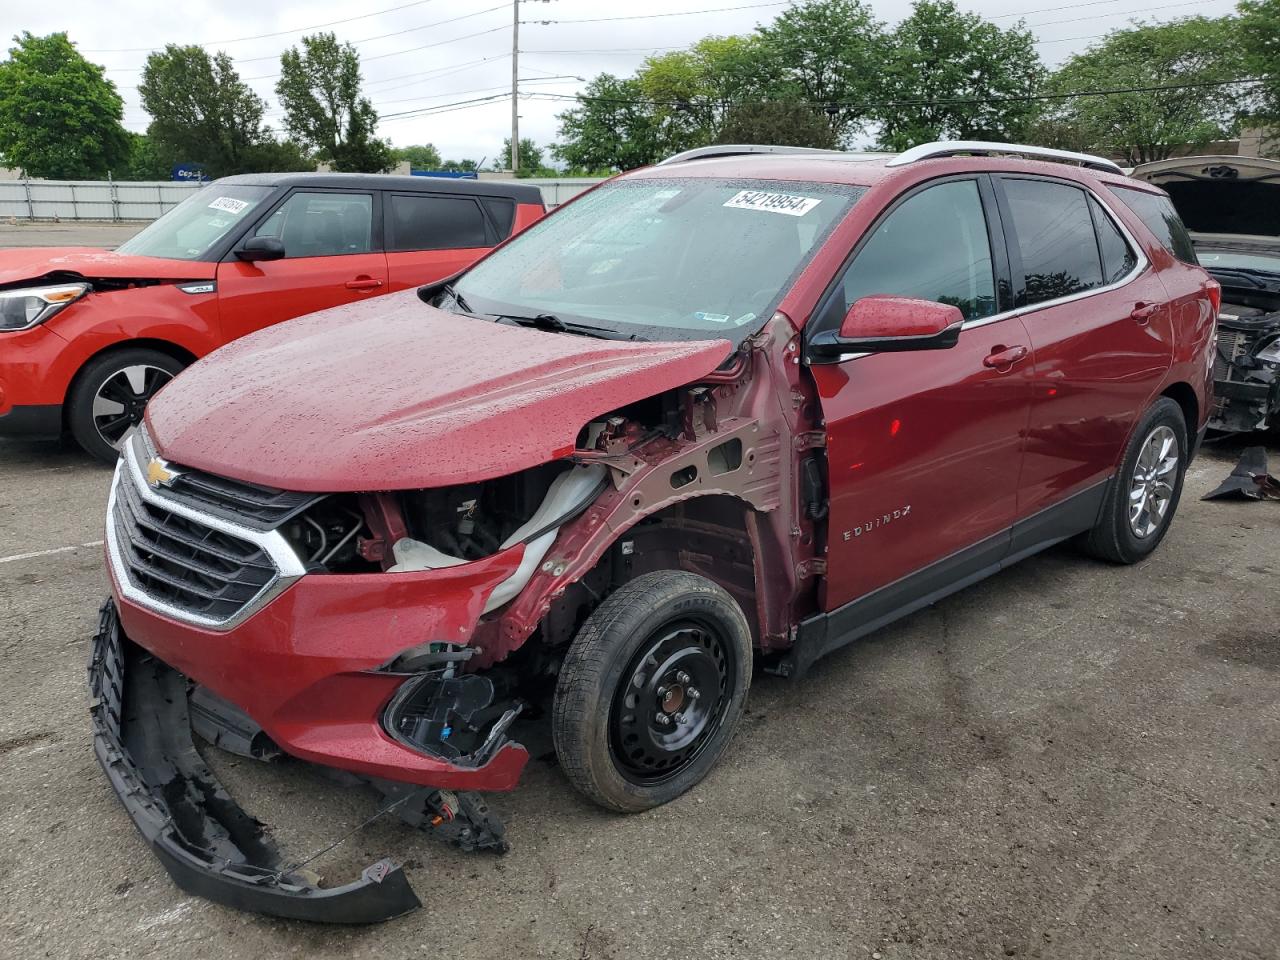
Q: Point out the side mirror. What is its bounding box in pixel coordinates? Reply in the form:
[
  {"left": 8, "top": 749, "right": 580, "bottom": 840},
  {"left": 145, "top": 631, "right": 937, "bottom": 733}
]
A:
[
  {"left": 809, "top": 295, "right": 964, "bottom": 360},
  {"left": 235, "top": 236, "right": 286, "bottom": 262}
]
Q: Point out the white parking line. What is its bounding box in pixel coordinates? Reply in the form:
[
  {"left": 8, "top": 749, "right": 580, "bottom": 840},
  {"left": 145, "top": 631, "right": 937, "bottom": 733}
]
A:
[{"left": 0, "top": 541, "right": 104, "bottom": 565}]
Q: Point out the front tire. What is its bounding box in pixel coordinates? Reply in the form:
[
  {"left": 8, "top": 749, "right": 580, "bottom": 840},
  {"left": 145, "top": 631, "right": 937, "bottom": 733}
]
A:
[
  {"left": 552, "top": 570, "right": 753, "bottom": 813},
  {"left": 67, "top": 348, "right": 184, "bottom": 463},
  {"left": 1082, "top": 397, "right": 1187, "bottom": 564}
]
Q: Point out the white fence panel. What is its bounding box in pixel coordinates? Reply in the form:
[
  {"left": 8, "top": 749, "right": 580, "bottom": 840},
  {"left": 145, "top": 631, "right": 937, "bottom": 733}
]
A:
[{"left": 0, "top": 177, "right": 605, "bottom": 221}]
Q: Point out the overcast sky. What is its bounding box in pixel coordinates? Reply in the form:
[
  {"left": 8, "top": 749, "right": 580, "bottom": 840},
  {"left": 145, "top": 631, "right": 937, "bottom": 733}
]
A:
[{"left": 16, "top": 0, "right": 1240, "bottom": 164}]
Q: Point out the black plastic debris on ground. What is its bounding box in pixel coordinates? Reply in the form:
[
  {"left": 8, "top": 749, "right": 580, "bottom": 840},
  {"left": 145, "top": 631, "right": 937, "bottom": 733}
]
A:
[{"left": 1203, "top": 446, "right": 1280, "bottom": 501}]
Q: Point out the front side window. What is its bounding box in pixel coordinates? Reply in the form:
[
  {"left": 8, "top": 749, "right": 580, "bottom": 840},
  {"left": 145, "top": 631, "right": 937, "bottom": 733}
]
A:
[
  {"left": 1003, "top": 178, "right": 1103, "bottom": 307},
  {"left": 840, "top": 179, "right": 997, "bottom": 322},
  {"left": 1111, "top": 186, "right": 1199, "bottom": 265},
  {"left": 451, "top": 177, "right": 864, "bottom": 343},
  {"left": 115, "top": 185, "right": 272, "bottom": 261},
  {"left": 389, "top": 194, "right": 488, "bottom": 251},
  {"left": 254, "top": 191, "right": 373, "bottom": 257}
]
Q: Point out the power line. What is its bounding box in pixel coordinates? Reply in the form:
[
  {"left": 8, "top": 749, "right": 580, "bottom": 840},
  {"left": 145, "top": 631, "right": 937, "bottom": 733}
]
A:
[
  {"left": 231, "top": 5, "right": 509, "bottom": 66},
  {"left": 81, "top": 0, "right": 446, "bottom": 53},
  {"left": 523, "top": 1, "right": 789, "bottom": 25}
]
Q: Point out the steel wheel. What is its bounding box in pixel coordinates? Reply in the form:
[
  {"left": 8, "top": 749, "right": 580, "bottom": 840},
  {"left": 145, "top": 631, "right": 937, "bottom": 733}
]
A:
[
  {"left": 91, "top": 364, "right": 173, "bottom": 449},
  {"left": 609, "top": 618, "right": 736, "bottom": 785},
  {"left": 1128, "top": 424, "right": 1179, "bottom": 539}
]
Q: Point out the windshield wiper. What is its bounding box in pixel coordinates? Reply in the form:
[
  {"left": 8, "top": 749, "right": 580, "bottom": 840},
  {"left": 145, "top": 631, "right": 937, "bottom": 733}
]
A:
[
  {"left": 494, "top": 313, "right": 647, "bottom": 342},
  {"left": 442, "top": 283, "right": 476, "bottom": 313}
]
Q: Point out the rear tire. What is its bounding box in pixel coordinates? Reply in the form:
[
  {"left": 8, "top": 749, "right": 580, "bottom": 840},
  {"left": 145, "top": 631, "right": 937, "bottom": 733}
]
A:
[
  {"left": 1081, "top": 397, "right": 1187, "bottom": 564},
  {"left": 67, "top": 348, "right": 184, "bottom": 463},
  {"left": 552, "top": 570, "right": 752, "bottom": 813}
]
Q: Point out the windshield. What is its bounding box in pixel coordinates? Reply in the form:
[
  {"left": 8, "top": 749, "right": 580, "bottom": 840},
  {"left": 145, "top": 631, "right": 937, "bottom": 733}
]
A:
[
  {"left": 116, "top": 185, "right": 273, "bottom": 261},
  {"left": 451, "top": 177, "right": 864, "bottom": 342},
  {"left": 1198, "top": 249, "right": 1280, "bottom": 277}
]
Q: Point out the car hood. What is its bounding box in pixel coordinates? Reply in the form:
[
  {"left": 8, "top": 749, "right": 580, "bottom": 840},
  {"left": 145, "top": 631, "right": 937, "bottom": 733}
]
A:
[
  {"left": 146, "top": 290, "right": 733, "bottom": 492},
  {"left": 0, "top": 247, "right": 214, "bottom": 286},
  {"left": 1130, "top": 156, "right": 1280, "bottom": 245}
]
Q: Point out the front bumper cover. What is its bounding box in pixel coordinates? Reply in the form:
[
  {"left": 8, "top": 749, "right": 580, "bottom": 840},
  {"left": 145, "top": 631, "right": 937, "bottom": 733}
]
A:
[{"left": 88, "top": 599, "right": 422, "bottom": 924}]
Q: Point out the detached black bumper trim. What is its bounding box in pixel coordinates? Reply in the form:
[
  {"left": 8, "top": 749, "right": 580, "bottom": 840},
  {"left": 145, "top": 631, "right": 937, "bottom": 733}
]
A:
[
  {"left": 0, "top": 403, "right": 61, "bottom": 439},
  {"left": 88, "top": 599, "right": 422, "bottom": 924}
]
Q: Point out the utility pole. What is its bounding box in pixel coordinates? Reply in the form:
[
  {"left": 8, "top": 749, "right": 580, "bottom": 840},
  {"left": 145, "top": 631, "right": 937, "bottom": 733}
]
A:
[{"left": 511, "top": 0, "right": 520, "bottom": 175}]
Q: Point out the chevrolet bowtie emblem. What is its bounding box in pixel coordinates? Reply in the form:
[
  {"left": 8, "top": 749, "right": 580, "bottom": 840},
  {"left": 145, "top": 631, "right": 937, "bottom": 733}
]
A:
[{"left": 146, "top": 458, "right": 175, "bottom": 488}]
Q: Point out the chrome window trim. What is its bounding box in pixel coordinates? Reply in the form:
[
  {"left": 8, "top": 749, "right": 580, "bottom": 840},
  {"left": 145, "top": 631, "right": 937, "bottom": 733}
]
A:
[
  {"left": 814, "top": 185, "right": 1151, "bottom": 360},
  {"left": 105, "top": 435, "right": 305, "bottom": 631}
]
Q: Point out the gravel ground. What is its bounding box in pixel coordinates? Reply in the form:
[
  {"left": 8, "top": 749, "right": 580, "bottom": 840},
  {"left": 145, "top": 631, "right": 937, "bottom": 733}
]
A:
[{"left": 0, "top": 431, "right": 1277, "bottom": 960}]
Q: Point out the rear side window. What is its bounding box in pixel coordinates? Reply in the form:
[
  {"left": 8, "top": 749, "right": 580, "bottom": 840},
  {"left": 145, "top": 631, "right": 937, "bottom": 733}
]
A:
[
  {"left": 480, "top": 198, "right": 516, "bottom": 239},
  {"left": 1111, "top": 186, "right": 1199, "bottom": 265},
  {"left": 840, "top": 179, "right": 997, "bottom": 322},
  {"left": 1089, "top": 196, "right": 1138, "bottom": 284},
  {"left": 388, "top": 194, "right": 488, "bottom": 251},
  {"left": 1002, "top": 178, "right": 1103, "bottom": 307}
]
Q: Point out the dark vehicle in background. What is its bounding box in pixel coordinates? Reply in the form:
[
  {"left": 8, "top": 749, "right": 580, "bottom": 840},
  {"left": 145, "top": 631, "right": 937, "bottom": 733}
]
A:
[
  {"left": 1132, "top": 156, "right": 1280, "bottom": 433},
  {"left": 0, "top": 173, "right": 545, "bottom": 461}
]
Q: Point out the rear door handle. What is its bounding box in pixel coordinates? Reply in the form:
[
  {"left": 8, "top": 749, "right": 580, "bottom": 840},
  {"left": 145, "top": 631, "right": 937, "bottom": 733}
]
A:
[
  {"left": 1130, "top": 301, "right": 1159, "bottom": 324},
  {"left": 983, "top": 344, "right": 1029, "bottom": 370},
  {"left": 345, "top": 277, "right": 384, "bottom": 291}
]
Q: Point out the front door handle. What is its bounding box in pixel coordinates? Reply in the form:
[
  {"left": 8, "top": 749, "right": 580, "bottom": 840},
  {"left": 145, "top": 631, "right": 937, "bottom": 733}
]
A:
[
  {"left": 1130, "top": 301, "right": 1159, "bottom": 324},
  {"left": 983, "top": 344, "right": 1029, "bottom": 370},
  {"left": 345, "top": 277, "right": 384, "bottom": 291}
]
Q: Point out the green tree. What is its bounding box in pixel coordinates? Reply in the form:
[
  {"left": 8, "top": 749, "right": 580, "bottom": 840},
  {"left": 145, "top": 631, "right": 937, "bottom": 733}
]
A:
[
  {"left": 753, "top": 0, "right": 889, "bottom": 140},
  {"left": 0, "top": 32, "right": 129, "bottom": 178},
  {"left": 121, "top": 132, "right": 169, "bottom": 180},
  {"left": 1041, "top": 17, "right": 1249, "bottom": 164},
  {"left": 553, "top": 74, "right": 665, "bottom": 171},
  {"left": 139, "top": 44, "right": 302, "bottom": 178},
  {"left": 875, "top": 1, "right": 1044, "bottom": 150},
  {"left": 439, "top": 157, "right": 480, "bottom": 173},
  {"left": 276, "top": 32, "right": 393, "bottom": 172},
  {"left": 395, "top": 143, "right": 442, "bottom": 170},
  {"left": 497, "top": 137, "right": 544, "bottom": 174},
  {"left": 715, "top": 100, "right": 837, "bottom": 148},
  {"left": 1238, "top": 0, "right": 1280, "bottom": 134}
]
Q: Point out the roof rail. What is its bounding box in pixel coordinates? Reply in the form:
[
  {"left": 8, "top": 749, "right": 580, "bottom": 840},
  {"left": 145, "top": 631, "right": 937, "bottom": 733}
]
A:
[
  {"left": 885, "top": 140, "right": 1124, "bottom": 175},
  {"left": 658, "top": 144, "right": 846, "bottom": 165}
]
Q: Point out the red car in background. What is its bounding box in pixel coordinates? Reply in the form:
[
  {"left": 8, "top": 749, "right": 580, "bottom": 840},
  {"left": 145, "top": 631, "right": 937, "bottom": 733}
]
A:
[{"left": 0, "top": 172, "right": 545, "bottom": 460}]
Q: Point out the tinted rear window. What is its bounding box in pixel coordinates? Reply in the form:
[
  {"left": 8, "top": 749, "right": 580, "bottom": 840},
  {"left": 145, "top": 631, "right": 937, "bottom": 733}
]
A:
[
  {"left": 481, "top": 198, "right": 516, "bottom": 239},
  {"left": 388, "top": 194, "right": 489, "bottom": 251},
  {"left": 1112, "top": 186, "right": 1199, "bottom": 265},
  {"left": 1089, "top": 196, "right": 1138, "bottom": 284},
  {"left": 1003, "top": 178, "right": 1103, "bottom": 307}
]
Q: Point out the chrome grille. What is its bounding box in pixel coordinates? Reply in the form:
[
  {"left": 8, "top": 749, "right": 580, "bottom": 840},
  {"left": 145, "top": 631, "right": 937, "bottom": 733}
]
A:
[
  {"left": 106, "top": 432, "right": 306, "bottom": 629},
  {"left": 112, "top": 473, "right": 276, "bottom": 621}
]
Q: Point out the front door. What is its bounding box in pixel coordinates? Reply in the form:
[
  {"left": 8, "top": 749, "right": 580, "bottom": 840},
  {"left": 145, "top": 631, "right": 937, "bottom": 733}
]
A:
[
  {"left": 216, "top": 189, "right": 388, "bottom": 343},
  {"left": 808, "top": 176, "right": 1034, "bottom": 610}
]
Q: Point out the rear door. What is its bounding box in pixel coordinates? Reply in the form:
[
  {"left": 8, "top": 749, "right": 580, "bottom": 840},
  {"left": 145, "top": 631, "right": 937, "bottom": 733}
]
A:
[
  {"left": 993, "top": 175, "right": 1173, "bottom": 520},
  {"left": 216, "top": 189, "right": 388, "bottom": 343},
  {"left": 384, "top": 192, "right": 510, "bottom": 292},
  {"left": 809, "top": 175, "right": 1034, "bottom": 609}
]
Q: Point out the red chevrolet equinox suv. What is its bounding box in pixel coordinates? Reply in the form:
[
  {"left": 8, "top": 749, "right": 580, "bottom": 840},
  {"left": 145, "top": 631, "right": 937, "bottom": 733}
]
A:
[
  {"left": 89, "top": 142, "right": 1217, "bottom": 922},
  {"left": 0, "top": 172, "right": 544, "bottom": 460}
]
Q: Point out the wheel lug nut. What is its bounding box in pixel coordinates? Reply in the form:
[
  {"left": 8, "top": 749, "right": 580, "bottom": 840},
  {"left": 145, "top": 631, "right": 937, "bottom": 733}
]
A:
[
  {"left": 686, "top": 686, "right": 700, "bottom": 700},
  {"left": 676, "top": 671, "right": 691, "bottom": 684},
  {"left": 657, "top": 685, "right": 669, "bottom": 698},
  {"left": 655, "top": 713, "right": 671, "bottom": 726},
  {"left": 674, "top": 712, "right": 687, "bottom": 724}
]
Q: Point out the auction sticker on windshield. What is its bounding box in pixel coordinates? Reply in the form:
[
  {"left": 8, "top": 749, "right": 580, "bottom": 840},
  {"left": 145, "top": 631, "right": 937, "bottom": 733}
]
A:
[
  {"left": 723, "top": 190, "right": 821, "bottom": 216},
  {"left": 208, "top": 196, "right": 250, "bottom": 215}
]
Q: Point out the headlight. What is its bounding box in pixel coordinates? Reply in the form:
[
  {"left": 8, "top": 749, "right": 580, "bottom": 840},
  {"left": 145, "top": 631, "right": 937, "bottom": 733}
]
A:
[
  {"left": 1256, "top": 337, "right": 1280, "bottom": 365},
  {"left": 0, "top": 282, "right": 89, "bottom": 331}
]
